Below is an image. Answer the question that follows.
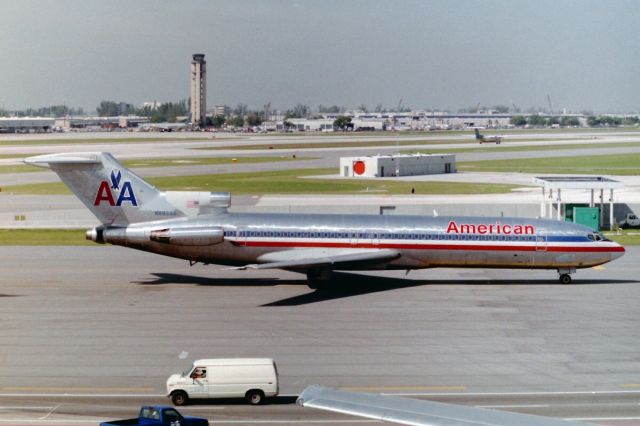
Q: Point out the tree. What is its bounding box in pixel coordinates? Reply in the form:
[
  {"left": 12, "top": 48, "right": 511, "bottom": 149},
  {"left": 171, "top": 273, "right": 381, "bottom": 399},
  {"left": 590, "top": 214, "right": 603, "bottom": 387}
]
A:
[
  {"left": 233, "top": 104, "right": 248, "bottom": 118},
  {"left": 285, "top": 103, "right": 309, "bottom": 119},
  {"left": 560, "top": 116, "right": 580, "bottom": 127},
  {"left": 318, "top": 104, "right": 341, "bottom": 114},
  {"left": 97, "top": 101, "right": 119, "bottom": 116},
  {"left": 509, "top": 115, "right": 527, "bottom": 126},
  {"left": 333, "top": 115, "right": 352, "bottom": 131},
  {"left": 527, "top": 114, "right": 547, "bottom": 127},
  {"left": 586, "top": 116, "right": 600, "bottom": 127},
  {"left": 246, "top": 112, "right": 263, "bottom": 126},
  {"left": 227, "top": 116, "right": 244, "bottom": 127},
  {"left": 211, "top": 115, "right": 226, "bottom": 128},
  {"left": 547, "top": 116, "right": 560, "bottom": 126}
]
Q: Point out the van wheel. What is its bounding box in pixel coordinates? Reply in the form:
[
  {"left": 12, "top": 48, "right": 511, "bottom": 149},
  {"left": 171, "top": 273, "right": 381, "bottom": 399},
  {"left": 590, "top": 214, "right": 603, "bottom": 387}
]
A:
[
  {"left": 246, "top": 389, "right": 264, "bottom": 405},
  {"left": 171, "top": 391, "right": 189, "bottom": 406}
]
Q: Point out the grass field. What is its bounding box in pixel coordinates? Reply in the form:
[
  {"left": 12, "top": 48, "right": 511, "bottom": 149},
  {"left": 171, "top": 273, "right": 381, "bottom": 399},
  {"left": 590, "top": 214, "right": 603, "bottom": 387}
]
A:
[
  {"left": 1, "top": 228, "right": 637, "bottom": 246},
  {"left": 147, "top": 168, "right": 522, "bottom": 194},
  {"left": 196, "top": 137, "right": 590, "bottom": 151},
  {"left": 0, "top": 136, "right": 211, "bottom": 146},
  {"left": 402, "top": 141, "right": 640, "bottom": 155},
  {"left": 0, "top": 155, "right": 311, "bottom": 174},
  {"left": 121, "top": 155, "right": 308, "bottom": 168},
  {"left": 2, "top": 167, "right": 523, "bottom": 195},
  {"left": 458, "top": 153, "right": 640, "bottom": 175},
  {"left": 0, "top": 229, "right": 93, "bottom": 245}
]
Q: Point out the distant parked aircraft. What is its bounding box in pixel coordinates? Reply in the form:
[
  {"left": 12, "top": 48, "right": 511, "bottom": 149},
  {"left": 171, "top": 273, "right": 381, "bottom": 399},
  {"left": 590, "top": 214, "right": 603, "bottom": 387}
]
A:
[{"left": 25, "top": 152, "right": 623, "bottom": 286}]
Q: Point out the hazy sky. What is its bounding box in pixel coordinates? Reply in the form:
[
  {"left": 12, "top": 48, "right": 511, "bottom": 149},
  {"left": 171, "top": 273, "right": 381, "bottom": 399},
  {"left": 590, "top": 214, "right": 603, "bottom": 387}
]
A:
[{"left": 1, "top": 0, "right": 638, "bottom": 113}]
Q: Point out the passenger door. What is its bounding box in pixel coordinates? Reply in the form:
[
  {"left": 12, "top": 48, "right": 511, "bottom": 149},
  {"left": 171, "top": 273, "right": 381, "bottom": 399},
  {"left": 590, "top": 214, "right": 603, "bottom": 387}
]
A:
[{"left": 187, "top": 366, "right": 208, "bottom": 398}]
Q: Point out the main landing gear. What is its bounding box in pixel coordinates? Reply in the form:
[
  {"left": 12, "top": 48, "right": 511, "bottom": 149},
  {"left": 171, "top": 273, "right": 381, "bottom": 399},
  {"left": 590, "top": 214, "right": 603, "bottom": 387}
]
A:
[
  {"left": 558, "top": 268, "right": 576, "bottom": 284},
  {"left": 306, "top": 268, "right": 333, "bottom": 290}
]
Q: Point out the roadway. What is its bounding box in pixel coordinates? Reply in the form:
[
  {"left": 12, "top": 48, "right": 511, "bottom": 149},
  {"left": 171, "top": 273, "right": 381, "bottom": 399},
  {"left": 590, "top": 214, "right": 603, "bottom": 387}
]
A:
[{"left": 1, "top": 246, "right": 639, "bottom": 424}]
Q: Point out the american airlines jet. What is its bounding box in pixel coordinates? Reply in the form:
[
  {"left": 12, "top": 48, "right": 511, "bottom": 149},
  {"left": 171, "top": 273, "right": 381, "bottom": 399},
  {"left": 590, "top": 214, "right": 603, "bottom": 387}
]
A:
[{"left": 26, "top": 152, "right": 624, "bottom": 287}]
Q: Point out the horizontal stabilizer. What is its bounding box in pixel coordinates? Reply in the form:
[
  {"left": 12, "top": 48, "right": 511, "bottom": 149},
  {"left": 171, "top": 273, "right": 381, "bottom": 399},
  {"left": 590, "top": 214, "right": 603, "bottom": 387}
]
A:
[{"left": 25, "top": 153, "right": 102, "bottom": 167}]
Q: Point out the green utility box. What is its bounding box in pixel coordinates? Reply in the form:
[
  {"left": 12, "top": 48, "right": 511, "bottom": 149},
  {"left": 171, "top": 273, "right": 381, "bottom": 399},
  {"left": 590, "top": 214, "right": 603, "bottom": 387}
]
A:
[
  {"left": 572, "top": 207, "right": 600, "bottom": 231},
  {"left": 564, "top": 203, "right": 586, "bottom": 223}
]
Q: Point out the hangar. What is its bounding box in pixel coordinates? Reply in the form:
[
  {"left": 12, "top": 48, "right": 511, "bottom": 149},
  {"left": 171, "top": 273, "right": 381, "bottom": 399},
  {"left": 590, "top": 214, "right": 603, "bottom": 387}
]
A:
[{"left": 340, "top": 154, "right": 456, "bottom": 178}]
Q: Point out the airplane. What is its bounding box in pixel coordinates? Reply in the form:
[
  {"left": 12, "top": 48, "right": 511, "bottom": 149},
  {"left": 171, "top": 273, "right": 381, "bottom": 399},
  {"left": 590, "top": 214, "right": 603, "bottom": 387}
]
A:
[
  {"left": 25, "top": 152, "right": 624, "bottom": 287},
  {"left": 297, "top": 385, "right": 592, "bottom": 425},
  {"left": 474, "top": 128, "right": 502, "bottom": 144}
]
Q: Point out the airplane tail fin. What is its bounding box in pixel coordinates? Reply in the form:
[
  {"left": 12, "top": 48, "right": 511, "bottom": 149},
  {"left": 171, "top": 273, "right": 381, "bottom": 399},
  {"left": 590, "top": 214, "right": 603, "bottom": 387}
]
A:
[
  {"left": 474, "top": 128, "right": 482, "bottom": 139},
  {"left": 25, "top": 152, "right": 183, "bottom": 226}
]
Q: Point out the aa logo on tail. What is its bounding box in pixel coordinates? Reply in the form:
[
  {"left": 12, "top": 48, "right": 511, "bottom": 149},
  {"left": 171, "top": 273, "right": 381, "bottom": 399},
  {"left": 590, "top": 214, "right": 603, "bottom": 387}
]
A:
[{"left": 94, "top": 170, "right": 138, "bottom": 206}]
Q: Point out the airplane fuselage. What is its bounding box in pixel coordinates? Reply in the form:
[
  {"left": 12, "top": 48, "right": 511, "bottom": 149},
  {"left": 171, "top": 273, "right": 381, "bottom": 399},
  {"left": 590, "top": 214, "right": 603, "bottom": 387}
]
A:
[{"left": 98, "top": 212, "right": 624, "bottom": 272}]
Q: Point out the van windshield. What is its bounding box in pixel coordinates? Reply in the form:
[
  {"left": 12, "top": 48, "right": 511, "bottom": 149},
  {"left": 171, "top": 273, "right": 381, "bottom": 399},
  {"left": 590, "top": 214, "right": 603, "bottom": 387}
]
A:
[{"left": 181, "top": 364, "right": 194, "bottom": 378}]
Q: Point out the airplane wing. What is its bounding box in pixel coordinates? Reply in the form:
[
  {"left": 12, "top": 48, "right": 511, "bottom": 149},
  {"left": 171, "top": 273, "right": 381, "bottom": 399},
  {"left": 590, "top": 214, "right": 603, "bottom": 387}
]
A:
[
  {"left": 297, "top": 385, "right": 592, "bottom": 426},
  {"left": 232, "top": 249, "right": 400, "bottom": 270}
]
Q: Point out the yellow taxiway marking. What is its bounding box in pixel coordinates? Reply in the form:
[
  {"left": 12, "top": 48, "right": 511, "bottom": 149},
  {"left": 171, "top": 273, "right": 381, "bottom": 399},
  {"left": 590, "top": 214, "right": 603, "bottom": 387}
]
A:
[
  {"left": 340, "top": 385, "right": 467, "bottom": 392},
  {"left": 1, "top": 386, "right": 155, "bottom": 393},
  {"left": 620, "top": 383, "right": 640, "bottom": 388},
  {"left": 592, "top": 265, "right": 605, "bottom": 270}
]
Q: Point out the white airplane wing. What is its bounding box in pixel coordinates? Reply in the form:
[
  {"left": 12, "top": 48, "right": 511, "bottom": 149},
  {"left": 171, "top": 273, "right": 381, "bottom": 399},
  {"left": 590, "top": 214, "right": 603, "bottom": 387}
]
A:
[
  {"left": 233, "top": 249, "right": 400, "bottom": 270},
  {"left": 297, "top": 385, "right": 592, "bottom": 426}
]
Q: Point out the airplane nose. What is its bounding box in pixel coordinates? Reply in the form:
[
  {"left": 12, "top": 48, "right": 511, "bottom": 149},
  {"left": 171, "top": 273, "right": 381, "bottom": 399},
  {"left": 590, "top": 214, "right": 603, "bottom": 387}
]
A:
[{"left": 612, "top": 243, "right": 625, "bottom": 260}]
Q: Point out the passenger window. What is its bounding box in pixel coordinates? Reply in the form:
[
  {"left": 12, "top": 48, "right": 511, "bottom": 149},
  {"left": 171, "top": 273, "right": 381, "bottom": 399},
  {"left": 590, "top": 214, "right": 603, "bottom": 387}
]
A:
[{"left": 164, "top": 409, "right": 180, "bottom": 422}]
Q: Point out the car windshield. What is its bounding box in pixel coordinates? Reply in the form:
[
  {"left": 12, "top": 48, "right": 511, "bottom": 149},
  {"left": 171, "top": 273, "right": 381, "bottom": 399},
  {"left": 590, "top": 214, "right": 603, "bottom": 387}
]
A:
[{"left": 140, "top": 407, "right": 160, "bottom": 420}]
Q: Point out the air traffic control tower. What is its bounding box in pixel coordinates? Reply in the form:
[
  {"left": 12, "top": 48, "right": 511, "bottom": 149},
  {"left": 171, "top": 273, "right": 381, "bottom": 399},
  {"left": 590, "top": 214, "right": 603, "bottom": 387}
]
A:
[{"left": 190, "top": 53, "right": 207, "bottom": 126}]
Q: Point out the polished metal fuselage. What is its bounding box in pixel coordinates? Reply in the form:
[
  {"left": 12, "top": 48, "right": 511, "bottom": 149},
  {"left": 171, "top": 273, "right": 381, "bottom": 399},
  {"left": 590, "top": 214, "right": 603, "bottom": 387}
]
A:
[{"left": 104, "top": 212, "right": 624, "bottom": 271}]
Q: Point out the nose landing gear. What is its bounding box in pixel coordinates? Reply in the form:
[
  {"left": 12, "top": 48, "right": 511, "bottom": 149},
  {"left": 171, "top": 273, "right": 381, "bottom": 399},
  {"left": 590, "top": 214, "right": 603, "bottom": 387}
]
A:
[{"left": 558, "top": 268, "right": 576, "bottom": 284}]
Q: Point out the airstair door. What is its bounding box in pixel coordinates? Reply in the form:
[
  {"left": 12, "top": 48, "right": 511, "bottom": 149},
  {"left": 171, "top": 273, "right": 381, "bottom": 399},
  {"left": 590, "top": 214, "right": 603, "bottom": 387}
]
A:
[{"left": 535, "top": 235, "right": 547, "bottom": 252}]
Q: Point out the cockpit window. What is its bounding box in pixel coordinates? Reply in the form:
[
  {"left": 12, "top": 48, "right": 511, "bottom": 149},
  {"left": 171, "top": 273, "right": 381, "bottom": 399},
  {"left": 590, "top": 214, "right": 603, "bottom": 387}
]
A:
[{"left": 588, "top": 232, "right": 607, "bottom": 242}]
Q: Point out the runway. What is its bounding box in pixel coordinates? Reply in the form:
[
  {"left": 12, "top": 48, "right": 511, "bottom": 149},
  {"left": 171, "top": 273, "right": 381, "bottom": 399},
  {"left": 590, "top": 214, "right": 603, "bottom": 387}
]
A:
[{"left": 1, "top": 246, "right": 639, "bottom": 424}]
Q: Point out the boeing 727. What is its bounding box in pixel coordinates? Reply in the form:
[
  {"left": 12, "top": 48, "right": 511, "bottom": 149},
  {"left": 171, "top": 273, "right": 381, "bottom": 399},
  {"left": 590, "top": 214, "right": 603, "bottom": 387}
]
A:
[{"left": 25, "top": 152, "right": 624, "bottom": 286}]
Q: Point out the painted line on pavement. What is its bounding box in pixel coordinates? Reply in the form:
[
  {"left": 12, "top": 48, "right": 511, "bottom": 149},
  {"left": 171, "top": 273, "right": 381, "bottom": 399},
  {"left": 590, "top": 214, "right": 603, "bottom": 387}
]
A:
[
  {"left": 382, "top": 389, "right": 640, "bottom": 397},
  {"left": 1, "top": 387, "right": 154, "bottom": 393},
  {"left": 476, "top": 404, "right": 549, "bottom": 409},
  {"left": 342, "top": 385, "right": 466, "bottom": 392}
]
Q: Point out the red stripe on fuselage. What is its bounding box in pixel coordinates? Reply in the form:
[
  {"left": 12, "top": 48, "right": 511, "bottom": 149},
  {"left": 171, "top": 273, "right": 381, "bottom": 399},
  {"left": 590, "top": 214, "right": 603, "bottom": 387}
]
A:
[{"left": 235, "top": 240, "right": 624, "bottom": 253}]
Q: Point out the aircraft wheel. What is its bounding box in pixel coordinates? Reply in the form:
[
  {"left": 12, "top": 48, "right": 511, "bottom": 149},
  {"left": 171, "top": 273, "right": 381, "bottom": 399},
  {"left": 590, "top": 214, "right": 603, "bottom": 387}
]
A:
[
  {"left": 559, "top": 274, "right": 572, "bottom": 285},
  {"left": 171, "top": 390, "right": 189, "bottom": 406}
]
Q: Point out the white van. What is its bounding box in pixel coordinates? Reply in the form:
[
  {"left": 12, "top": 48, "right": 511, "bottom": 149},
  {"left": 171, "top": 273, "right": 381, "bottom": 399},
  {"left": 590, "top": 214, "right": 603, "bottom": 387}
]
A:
[{"left": 166, "top": 358, "right": 278, "bottom": 406}]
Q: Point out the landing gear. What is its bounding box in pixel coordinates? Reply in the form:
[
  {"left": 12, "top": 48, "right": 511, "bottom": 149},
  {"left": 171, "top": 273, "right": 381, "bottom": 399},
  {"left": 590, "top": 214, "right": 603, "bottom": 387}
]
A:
[
  {"left": 306, "top": 268, "right": 333, "bottom": 289},
  {"left": 559, "top": 274, "right": 572, "bottom": 285},
  {"left": 558, "top": 268, "right": 575, "bottom": 284}
]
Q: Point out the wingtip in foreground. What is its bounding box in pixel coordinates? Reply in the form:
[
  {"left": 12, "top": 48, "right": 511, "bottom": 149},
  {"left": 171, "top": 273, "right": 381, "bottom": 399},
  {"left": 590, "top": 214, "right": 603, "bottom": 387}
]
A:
[{"left": 297, "top": 385, "right": 594, "bottom": 426}]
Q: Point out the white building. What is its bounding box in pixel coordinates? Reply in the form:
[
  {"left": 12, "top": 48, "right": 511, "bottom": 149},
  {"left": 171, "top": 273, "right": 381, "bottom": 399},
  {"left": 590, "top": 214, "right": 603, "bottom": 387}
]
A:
[
  {"left": 0, "top": 117, "right": 54, "bottom": 133},
  {"left": 340, "top": 154, "right": 456, "bottom": 178}
]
